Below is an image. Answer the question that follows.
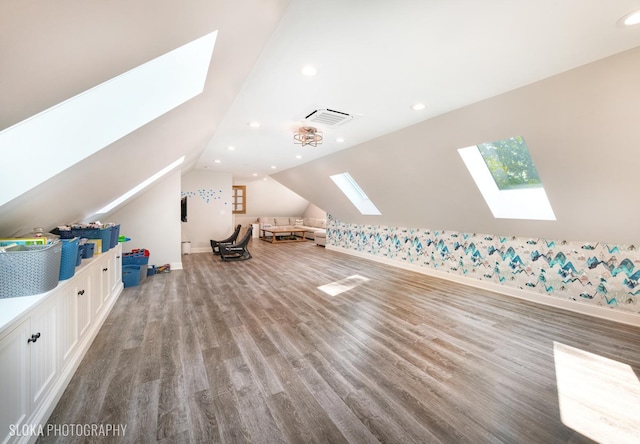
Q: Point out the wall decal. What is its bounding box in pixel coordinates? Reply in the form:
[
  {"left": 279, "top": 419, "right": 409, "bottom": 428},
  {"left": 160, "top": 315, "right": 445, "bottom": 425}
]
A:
[{"left": 181, "top": 189, "right": 223, "bottom": 204}]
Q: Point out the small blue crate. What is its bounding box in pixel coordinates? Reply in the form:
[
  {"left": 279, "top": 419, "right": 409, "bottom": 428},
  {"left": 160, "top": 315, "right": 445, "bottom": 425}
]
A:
[
  {"left": 60, "top": 228, "right": 111, "bottom": 253},
  {"left": 108, "top": 224, "right": 120, "bottom": 248},
  {"left": 59, "top": 237, "right": 79, "bottom": 280},
  {"left": 0, "top": 242, "right": 63, "bottom": 298},
  {"left": 122, "top": 249, "right": 150, "bottom": 266},
  {"left": 82, "top": 242, "right": 95, "bottom": 258},
  {"left": 122, "top": 265, "right": 142, "bottom": 288},
  {"left": 76, "top": 244, "right": 83, "bottom": 265}
]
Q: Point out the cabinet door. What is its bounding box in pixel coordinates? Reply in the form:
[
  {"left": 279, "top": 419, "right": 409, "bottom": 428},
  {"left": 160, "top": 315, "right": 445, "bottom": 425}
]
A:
[
  {"left": 90, "top": 256, "right": 107, "bottom": 320},
  {"left": 77, "top": 273, "right": 92, "bottom": 342},
  {"left": 100, "top": 254, "right": 111, "bottom": 305},
  {"left": 57, "top": 283, "right": 78, "bottom": 371},
  {"left": 29, "top": 299, "right": 57, "bottom": 409},
  {"left": 110, "top": 244, "right": 122, "bottom": 295},
  {"left": 0, "top": 319, "right": 30, "bottom": 444}
]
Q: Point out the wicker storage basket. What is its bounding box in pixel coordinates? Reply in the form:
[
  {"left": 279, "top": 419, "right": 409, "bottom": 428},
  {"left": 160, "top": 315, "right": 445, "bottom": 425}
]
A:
[{"left": 0, "top": 242, "right": 62, "bottom": 298}]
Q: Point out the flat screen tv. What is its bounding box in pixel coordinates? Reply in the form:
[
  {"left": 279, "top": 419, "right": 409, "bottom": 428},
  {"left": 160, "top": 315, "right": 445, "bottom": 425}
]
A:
[{"left": 181, "top": 196, "right": 187, "bottom": 222}]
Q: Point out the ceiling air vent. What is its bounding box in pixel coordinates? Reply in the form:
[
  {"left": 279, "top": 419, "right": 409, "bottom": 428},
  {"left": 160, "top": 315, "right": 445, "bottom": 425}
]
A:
[{"left": 304, "top": 108, "right": 354, "bottom": 127}]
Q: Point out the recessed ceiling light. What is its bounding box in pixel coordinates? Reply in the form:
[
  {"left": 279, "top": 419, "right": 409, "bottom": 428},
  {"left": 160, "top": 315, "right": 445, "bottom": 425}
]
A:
[
  {"left": 270, "top": 165, "right": 277, "bottom": 169},
  {"left": 301, "top": 65, "right": 317, "bottom": 76},
  {"left": 336, "top": 137, "right": 344, "bottom": 143},
  {"left": 227, "top": 146, "right": 236, "bottom": 151},
  {"left": 412, "top": 103, "right": 426, "bottom": 111},
  {"left": 296, "top": 155, "right": 302, "bottom": 159},
  {"left": 214, "top": 159, "right": 221, "bottom": 163},
  {"left": 619, "top": 10, "right": 640, "bottom": 26},
  {"left": 249, "top": 121, "right": 260, "bottom": 128},
  {"left": 252, "top": 173, "right": 258, "bottom": 177}
]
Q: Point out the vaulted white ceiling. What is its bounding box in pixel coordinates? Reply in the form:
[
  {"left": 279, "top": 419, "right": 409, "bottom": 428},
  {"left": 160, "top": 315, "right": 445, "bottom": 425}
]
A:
[
  {"left": 198, "top": 0, "right": 640, "bottom": 180},
  {"left": 2, "top": 0, "right": 640, "bottom": 239}
]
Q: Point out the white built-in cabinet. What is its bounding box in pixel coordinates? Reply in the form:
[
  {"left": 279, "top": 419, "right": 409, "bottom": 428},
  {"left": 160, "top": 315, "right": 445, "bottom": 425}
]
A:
[{"left": 0, "top": 244, "right": 123, "bottom": 444}]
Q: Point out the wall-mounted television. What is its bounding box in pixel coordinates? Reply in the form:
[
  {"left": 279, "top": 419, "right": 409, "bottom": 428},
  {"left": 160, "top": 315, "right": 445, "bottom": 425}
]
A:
[{"left": 181, "top": 196, "right": 187, "bottom": 222}]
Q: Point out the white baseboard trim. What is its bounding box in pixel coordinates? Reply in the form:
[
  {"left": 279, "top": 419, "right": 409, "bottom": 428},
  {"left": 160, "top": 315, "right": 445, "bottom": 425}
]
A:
[
  {"left": 327, "top": 245, "right": 640, "bottom": 327},
  {"left": 190, "top": 247, "right": 211, "bottom": 254},
  {"left": 170, "top": 261, "right": 183, "bottom": 270}
]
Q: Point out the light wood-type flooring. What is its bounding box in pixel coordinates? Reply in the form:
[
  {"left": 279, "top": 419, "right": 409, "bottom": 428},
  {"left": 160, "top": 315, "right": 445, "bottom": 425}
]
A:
[{"left": 41, "top": 238, "right": 640, "bottom": 443}]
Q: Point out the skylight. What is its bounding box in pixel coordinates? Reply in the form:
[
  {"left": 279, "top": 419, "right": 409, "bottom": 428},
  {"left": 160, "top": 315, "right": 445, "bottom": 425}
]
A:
[
  {"left": 458, "top": 136, "right": 555, "bottom": 220},
  {"left": 330, "top": 172, "right": 381, "bottom": 215},
  {"left": 0, "top": 31, "right": 218, "bottom": 207}
]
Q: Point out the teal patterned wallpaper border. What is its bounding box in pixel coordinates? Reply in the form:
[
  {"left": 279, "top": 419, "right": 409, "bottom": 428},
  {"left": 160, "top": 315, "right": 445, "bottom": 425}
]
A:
[{"left": 326, "top": 215, "right": 639, "bottom": 315}]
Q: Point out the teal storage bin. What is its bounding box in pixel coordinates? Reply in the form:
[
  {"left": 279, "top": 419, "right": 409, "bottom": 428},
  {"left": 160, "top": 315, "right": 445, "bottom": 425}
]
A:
[
  {"left": 82, "top": 242, "right": 95, "bottom": 258},
  {"left": 59, "top": 238, "right": 79, "bottom": 280},
  {"left": 122, "top": 265, "right": 142, "bottom": 288}
]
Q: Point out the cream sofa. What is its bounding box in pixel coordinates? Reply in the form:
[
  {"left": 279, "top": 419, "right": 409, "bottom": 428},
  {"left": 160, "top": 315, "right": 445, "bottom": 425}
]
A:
[{"left": 258, "top": 216, "right": 326, "bottom": 240}]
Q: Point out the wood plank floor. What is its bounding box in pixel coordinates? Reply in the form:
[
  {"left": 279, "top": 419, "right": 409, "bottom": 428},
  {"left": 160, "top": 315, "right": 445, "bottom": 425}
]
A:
[{"left": 41, "top": 238, "right": 640, "bottom": 443}]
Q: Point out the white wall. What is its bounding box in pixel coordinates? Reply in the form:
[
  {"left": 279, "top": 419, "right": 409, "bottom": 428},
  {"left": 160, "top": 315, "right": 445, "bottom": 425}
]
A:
[
  {"left": 181, "top": 169, "right": 233, "bottom": 253},
  {"left": 233, "top": 177, "right": 309, "bottom": 227},
  {"left": 110, "top": 169, "right": 182, "bottom": 269},
  {"left": 302, "top": 202, "right": 326, "bottom": 219}
]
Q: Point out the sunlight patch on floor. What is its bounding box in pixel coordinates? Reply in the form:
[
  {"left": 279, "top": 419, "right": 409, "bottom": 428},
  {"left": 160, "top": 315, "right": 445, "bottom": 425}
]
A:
[
  {"left": 554, "top": 341, "right": 640, "bottom": 444},
  {"left": 318, "top": 275, "right": 370, "bottom": 297}
]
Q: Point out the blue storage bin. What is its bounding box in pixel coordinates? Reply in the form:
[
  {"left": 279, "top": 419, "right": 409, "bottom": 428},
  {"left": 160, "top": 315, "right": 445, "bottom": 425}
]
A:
[
  {"left": 122, "top": 265, "right": 142, "bottom": 288},
  {"left": 82, "top": 242, "right": 95, "bottom": 258},
  {"left": 60, "top": 228, "right": 111, "bottom": 253},
  {"left": 108, "top": 224, "right": 120, "bottom": 248},
  {"left": 60, "top": 237, "right": 79, "bottom": 280},
  {"left": 76, "top": 244, "right": 83, "bottom": 265},
  {"left": 122, "top": 249, "right": 150, "bottom": 266}
]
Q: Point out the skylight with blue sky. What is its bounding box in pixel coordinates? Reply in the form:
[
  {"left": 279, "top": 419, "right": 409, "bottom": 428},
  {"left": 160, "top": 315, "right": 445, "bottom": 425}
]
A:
[{"left": 458, "top": 136, "right": 555, "bottom": 220}]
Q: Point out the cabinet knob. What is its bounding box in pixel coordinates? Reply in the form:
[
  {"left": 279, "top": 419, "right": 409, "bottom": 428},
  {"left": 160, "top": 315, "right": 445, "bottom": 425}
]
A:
[{"left": 27, "top": 332, "right": 41, "bottom": 344}]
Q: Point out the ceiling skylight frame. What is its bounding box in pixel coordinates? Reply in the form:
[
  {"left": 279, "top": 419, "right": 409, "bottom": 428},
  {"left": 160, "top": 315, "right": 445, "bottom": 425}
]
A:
[
  {"left": 458, "top": 136, "right": 556, "bottom": 221},
  {"left": 0, "top": 31, "right": 218, "bottom": 207},
  {"left": 330, "top": 172, "right": 381, "bottom": 215}
]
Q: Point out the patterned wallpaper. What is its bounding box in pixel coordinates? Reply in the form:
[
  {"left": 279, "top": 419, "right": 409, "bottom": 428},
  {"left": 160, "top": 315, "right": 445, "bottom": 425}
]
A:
[{"left": 327, "top": 215, "right": 640, "bottom": 315}]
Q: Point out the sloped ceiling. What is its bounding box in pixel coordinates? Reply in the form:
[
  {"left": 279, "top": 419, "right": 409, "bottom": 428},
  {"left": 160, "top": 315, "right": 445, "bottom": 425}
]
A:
[
  {"left": 2, "top": 0, "right": 640, "bottom": 246},
  {"left": 0, "top": 0, "right": 289, "bottom": 236},
  {"left": 199, "top": 0, "right": 640, "bottom": 180}
]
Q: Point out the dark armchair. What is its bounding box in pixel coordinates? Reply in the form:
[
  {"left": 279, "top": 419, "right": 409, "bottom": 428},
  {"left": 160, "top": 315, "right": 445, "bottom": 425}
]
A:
[
  {"left": 210, "top": 224, "right": 242, "bottom": 255},
  {"left": 219, "top": 229, "right": 252, "bottom": 262}
]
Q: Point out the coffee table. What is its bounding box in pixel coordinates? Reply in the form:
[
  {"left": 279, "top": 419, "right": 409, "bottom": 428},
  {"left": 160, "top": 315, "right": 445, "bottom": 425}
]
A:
[{"left": 260, "top": 226, "right": 307, "bottom": 243}]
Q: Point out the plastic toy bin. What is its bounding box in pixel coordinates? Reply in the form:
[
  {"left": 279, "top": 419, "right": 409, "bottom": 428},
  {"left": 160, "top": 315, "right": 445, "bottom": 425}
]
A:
[
  {"left": 59, "top": 228, "right": 112, "bottom": 253},
  {"left": 108, "top": 224, "right": 120, "bottom": 248},
  {"left": 122, "top": 265, "right": 147, "bottom": 288},
  {"left": 59, "top": 237, "right": 79, "bottom": 280},
  {"left": 122, "top": 249, "right": 150, "bottom": 266},
  {"left": 0, "top": 242, "right": 63, "bottom": 298},
  {"left": 82, "top": 243, "right": 95, "bottom": 259}
]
